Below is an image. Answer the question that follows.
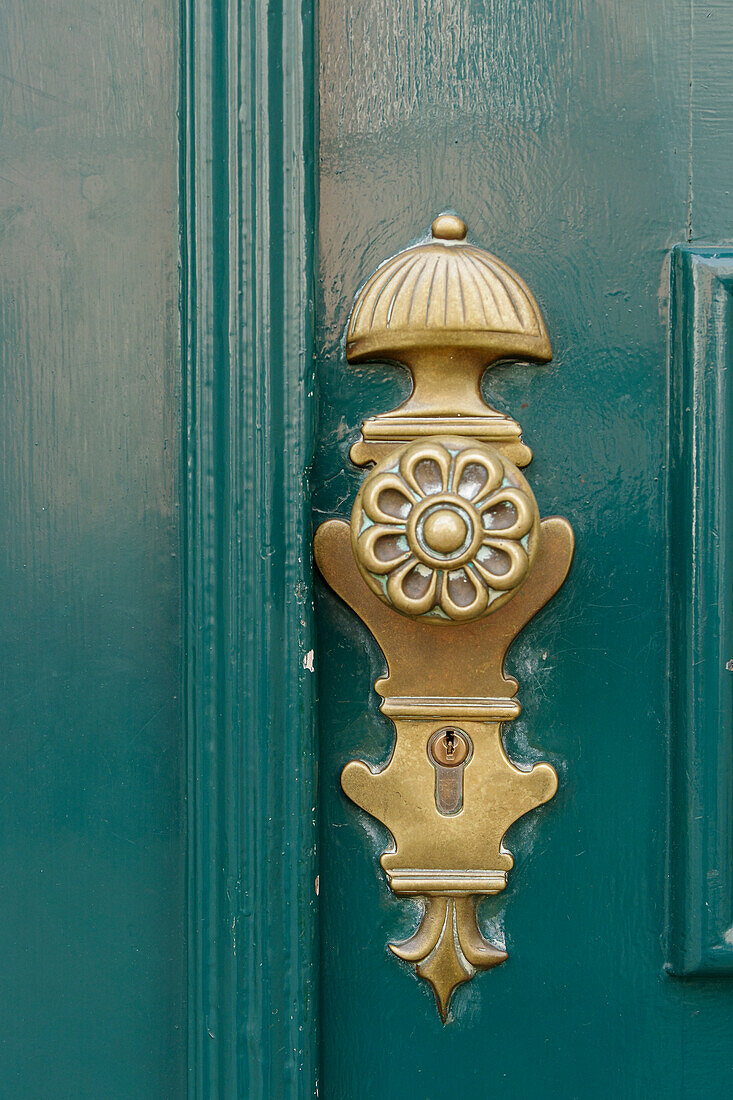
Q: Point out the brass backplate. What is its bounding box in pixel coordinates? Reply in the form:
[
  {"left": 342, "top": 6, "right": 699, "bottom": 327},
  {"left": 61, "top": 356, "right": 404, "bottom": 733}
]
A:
[{"left": 314, "top": 215, "right": 574, "bottom": 1020}]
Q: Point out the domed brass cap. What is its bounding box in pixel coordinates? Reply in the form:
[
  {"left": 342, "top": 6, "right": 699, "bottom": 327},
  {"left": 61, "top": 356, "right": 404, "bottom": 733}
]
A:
[{"left": 346, "top": 214, "right": 551, "bottom": 365}]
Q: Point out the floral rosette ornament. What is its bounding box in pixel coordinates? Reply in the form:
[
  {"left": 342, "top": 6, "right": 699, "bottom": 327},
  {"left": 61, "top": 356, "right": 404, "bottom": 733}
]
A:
[{"left": 351, "top": 437, "right": 540, "bottom": 622}]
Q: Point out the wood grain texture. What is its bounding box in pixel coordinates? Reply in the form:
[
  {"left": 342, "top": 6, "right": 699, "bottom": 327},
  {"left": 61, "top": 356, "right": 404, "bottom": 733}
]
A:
[
  {"left": 690, "top": 0, "right": 733, "bottom": 241},
  {"left": 182, "top": 0, "right": 319, "bottom": 1095},
  {"left": 0, "top": 1, "right": 184, "bottom": 1096}
]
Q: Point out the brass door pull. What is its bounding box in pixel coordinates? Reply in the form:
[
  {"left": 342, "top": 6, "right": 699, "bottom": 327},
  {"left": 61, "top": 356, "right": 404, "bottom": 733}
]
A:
[{"left": 314, "top": 214, "right": 574, "bottom": 1020}]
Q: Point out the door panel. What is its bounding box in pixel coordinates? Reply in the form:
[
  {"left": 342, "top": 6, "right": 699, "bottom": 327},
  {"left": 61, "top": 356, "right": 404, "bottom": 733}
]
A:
[
  {"left": 314, "top": 0, "right": 733, "bottom": 1096},
  {"left": 0, "top": 2, "right": 185, "bottom": 1095},
  {"left": 5, "top": 0, "right": 733, "bottom": 1094}
]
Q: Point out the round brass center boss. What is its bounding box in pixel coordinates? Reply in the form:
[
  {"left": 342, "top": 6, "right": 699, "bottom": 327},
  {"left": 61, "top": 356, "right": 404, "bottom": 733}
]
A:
[
  {"left": 408, "top": 495, "right": 480, "bottom": 569},
  {"left": 351, "top": 437, "right": 540, "bottom": 622},
  {"left": 422, "top": 508, "right": 467, "bottom": 554}
]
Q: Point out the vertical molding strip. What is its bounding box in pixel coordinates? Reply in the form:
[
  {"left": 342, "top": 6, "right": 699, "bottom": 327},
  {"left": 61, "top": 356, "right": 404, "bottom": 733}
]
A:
[
  {"left": 182, "top": 0, "right": 318, "bottom": 1094},
  {"left": 667, "top": 246, "right": 733, "bottom": 976}
]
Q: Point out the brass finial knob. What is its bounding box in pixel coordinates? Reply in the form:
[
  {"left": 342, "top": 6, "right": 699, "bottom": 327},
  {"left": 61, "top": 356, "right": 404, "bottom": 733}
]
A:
[
  {"left": 346, "top": 215, "right": 550, "bottom": 367},
  {"left": 345, "top": 212, "right": 552, "bottom": 468},
  {"left": 431, "top": 213, "right": 467, "bottom": 241}
]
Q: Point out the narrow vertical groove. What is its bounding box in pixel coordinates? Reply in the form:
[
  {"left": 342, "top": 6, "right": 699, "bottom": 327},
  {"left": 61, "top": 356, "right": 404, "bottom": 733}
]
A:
[
  {"left": 183, "top": 0, "right": 318, "bottom": 1094},
  {"left": 687, "top": 0, "right": 694, "bottom": 242}
]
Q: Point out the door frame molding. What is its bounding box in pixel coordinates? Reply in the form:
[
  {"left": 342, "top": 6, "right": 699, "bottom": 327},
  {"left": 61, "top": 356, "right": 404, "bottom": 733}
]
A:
[
  {"left": 181, "top": 0, "right": 319, "bottom": 1094},
  {"left": 667, "top": 246, "right": 733, "bottom": 977}
]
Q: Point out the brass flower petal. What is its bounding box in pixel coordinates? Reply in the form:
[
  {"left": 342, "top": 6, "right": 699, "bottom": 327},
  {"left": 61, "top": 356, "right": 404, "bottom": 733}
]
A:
[
  {"left": 399, "top": 440, "right": 452, "bottom": 499},
  {"left": 440, "top": 567, "right": 490, "bottom": 620},
  {"left": 386, "top": 559, "right": 440, "bottom": 616},
  {"left": 361, "top": 472, "right": 416, "bottom": 525},
  {"left": 473, "top": 540, "right": 530, "bottom": 590},
  {"left": 453, "top": 446, "right": 504, "bottom": 504},
  {"left": 357, "top": 523, "right": 410, "bottom": 574},
  {"left": 479, "top": 486, "right": 535, "bottom": 540}
]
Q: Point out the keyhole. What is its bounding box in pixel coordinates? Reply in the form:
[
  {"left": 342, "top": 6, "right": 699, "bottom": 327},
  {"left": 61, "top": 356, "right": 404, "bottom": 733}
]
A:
[{"left": 427, "top": 728, "right": 472, "bottom": 815}]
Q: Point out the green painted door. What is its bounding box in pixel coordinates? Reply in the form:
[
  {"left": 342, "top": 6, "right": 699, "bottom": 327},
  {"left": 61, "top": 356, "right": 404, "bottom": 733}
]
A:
[
  {"left": 313, "top": 0, "right": 733, "bottom": 1096},
  {"left": 2, "top": 0, "right": 733, "bottom": 1096},
  {"left": 0, "top": 1, "right": 185, "bottom": 1095}
]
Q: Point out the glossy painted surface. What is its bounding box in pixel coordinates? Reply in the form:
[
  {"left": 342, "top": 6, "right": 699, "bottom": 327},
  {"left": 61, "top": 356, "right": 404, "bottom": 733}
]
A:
[
  {"left": 2, "top": 0, "right": 321, "bottom": 1093},
  {"left": 0, "top": 1, "right": 185, "bottom": 1095},
  {"left": 182, "top": 0, "right": 318, "bottom": 1094},
  {"left": 668, "top": 248, "right": 733, "bottom": 975},
  {"left": 314, "top": 0, "right": 733, "bottom": 1096},
  {"left": 7, "top": 0, "right": 733, "bottom": 1093}
]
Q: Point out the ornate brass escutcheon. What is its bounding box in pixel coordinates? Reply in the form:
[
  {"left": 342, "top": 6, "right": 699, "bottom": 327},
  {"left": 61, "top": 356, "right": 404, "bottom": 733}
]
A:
[{"left": 314, "top": 213, "right": 574, "bottom": 1020}]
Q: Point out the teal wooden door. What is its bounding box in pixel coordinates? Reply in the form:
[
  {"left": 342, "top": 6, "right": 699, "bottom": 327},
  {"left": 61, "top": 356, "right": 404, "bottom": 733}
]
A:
[
  {"left": 3, "top": 0, "right": 733, "bottom": 1096},
  {"left": 314, "top": 0, "right": 733, "bottom": 1096},
  {"left": 0, "top": 1, "right": 186, "bottom": 1095}
]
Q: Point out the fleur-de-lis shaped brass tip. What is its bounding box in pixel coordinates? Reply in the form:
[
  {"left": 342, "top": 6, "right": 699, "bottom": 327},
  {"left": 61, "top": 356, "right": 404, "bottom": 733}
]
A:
[{"left": 390, "top": 896, "right": 507, "bottom": 1022}]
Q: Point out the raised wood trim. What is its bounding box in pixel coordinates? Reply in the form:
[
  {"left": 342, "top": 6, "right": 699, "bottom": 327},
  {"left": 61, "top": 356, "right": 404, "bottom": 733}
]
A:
[
  {"left": 182, "top": 0, "right": 319, "bottom": 1092},
  {"left": 667, "top": 246, "right": 733, "bottom": 976}
]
